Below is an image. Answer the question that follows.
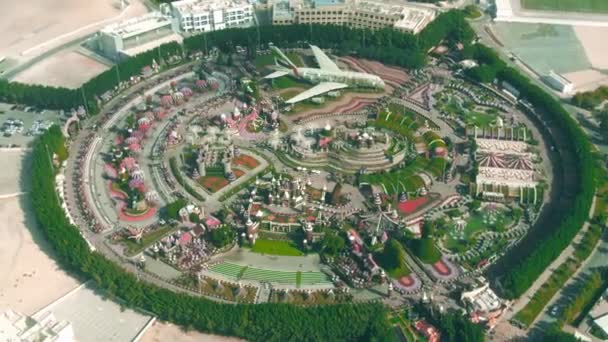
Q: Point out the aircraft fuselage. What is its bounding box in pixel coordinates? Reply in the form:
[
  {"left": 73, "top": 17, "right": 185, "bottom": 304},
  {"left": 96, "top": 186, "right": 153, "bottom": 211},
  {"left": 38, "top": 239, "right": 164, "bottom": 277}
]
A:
[{"left": 292, "top": 67, "right": 385, "bottom": 89}]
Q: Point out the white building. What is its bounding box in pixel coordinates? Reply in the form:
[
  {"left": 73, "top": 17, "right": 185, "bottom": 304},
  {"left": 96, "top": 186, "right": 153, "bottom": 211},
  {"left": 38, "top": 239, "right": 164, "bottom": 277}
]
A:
[
  {"left": 0, "top": 309, "right": 74, "bottom": 342},
  {"left": 272, "top": 0, "right": 436, "bottom": 34},
  {"left": 98, "top": 12, "right": 181, "bottom": 60},
  {"left": 544, "top": 71, "right": 574, "bottom": 95},
  {"left": 171, "top": 0, "right": 254, "bottom": 33}
]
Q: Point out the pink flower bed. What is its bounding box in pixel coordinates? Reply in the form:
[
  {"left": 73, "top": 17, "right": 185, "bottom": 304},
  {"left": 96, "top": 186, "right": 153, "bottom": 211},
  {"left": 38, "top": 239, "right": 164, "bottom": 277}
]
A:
[
  {"left": 398, "top": 276, "right": 414, "bottom": 287},
  {"left": 432, "top": 260, "right": 452, "bottom": 276}
]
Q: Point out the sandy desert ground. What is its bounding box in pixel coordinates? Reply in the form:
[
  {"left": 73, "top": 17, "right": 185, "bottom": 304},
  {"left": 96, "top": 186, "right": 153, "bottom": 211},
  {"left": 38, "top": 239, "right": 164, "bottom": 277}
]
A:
[
  {"left": 563, "top": 69, "right": 608, "bottom": 94},
  {"left": 574, "top": 26, "right": 608, "bottom": 70},
  {"left": 0, "top": 0, "right": 147, "bottom": 61},
  {"left": 0, "top": 151, "right": 79, "bottom": 315},
  {"left": 141, "top": 321, "right": 245, "bottom": 342},
  {"left": 13, "top": 50, "right": 110, "bottom": 88}
]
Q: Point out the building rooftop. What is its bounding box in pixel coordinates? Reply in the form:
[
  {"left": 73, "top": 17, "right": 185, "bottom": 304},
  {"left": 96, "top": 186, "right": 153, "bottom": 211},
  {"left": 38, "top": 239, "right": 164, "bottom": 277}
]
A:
[
  {"left": 172, "top": 0, "right": 251, "bottom": 13},
  {"left": 37, "top": 283, "right": 154, "bottom": 342},
  {"left": 1, "top": 309, "right": 74, "bottom": 342},
  {"left": 101, "top": 12, "right": 172, "bottom": 39},
  {"left": 312, "top": 0, "right": 346, "bottom": 7},
  {"left": 461, "top": 284, "right": 503, "bottom": 313},
  {"left": 120, "top": 33, "right": 183, "bottom": 57}
]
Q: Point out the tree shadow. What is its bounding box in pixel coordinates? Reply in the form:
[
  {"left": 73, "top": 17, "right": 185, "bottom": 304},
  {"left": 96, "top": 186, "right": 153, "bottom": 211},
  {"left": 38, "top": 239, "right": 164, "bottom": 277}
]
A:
[{"left": 16, "top": 150, "right": 84, "bottom": 283}]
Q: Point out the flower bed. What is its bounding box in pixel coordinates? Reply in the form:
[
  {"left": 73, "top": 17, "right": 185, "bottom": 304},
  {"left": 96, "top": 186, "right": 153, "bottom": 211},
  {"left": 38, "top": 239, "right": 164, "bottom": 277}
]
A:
[{"left": 233, "top": 154, "right": 260, "bottom": 169}]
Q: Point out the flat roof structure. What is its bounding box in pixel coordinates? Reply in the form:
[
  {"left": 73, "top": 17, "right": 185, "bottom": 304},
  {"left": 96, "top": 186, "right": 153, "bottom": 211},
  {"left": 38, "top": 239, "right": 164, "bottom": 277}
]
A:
[
  {"left": 461, "top": 284, "right": 503, "bottom": 313},
  {"left": 355, "top": 1, "right": 436, "bottom": 33},
  {"left": 121, "top": 33, "right": 183, "bottom": 57},
  {"left": 100, "top": 12, "right": 173, "bottom": 40},
  {"left": 274, "top": 0, "right": 436, "bottom": 33},
  {"left": 35, "top": 283, "right": 154, "bottom": 342},
  {"left": 171, "top": 0, "right": 251, "bottom": 14},
  {"left": 1, "top": 309, "right": 74, "bottom": 341}
]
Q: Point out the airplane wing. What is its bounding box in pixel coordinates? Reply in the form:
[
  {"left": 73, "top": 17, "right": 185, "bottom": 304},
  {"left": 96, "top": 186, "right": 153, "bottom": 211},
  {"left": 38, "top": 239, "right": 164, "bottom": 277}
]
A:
[
  {"left": 310, "top": 45, "right": 341, "bottom": 72},
  {"left": 285, "top": 82, "right": 348, "bottom": 104},
  {"left": 264, "top": 70, "right": 290, "bottom": 79}
]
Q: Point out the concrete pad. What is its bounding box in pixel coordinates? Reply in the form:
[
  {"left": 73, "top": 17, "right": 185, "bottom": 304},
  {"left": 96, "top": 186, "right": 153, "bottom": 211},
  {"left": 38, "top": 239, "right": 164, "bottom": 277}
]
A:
[{"left": 40, "top": 283, "right": 153, "bottom": 342}]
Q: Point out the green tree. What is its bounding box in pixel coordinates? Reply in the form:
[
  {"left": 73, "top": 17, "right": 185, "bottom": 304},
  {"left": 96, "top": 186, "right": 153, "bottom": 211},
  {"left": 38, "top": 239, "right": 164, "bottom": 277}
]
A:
[
  {"left": 320, "top": 231, "right": 346, "bottom": 256},
  {"left": 209, "top": 227, "right": 235, "bottom": 248},
  {"left": 165, "top": 199, "right": 187, "bottom": 220}
]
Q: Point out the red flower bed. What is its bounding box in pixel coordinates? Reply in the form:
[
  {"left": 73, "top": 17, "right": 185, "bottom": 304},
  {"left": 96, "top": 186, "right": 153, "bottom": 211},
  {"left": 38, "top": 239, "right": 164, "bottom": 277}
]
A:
[
  {"left": 199, "top": 170, "right": 245, "bottom": 193},
  {"left": 432, "top": 260, "right": 452, "bottom": 276},
  {"left": 398, "top": 276, "right": 414, "bottom": 287},
  {"left": 233, "top": 154, "right": 260, "bottom": 169},
  {"left": 199, "top": 176, "right": 229, "bottom": 193},
  {"left": 397, "top": 197, "right": 428, "bottom": 215}
]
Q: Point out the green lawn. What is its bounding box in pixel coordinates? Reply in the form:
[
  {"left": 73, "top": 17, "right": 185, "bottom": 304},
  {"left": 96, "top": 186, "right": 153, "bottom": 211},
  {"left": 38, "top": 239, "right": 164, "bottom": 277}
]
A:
[
  {"left": 443, "top": 209, "right": 513, "bottom": 253},
  {"left": 254, "top": 52, "right": 305, "bottom": 69},
  {"left": 251, "top": 239, "right": 304, "bottom": 256},
  {"left": 521, "top": 0, "right": 608, "bottom": 13},
  {"left": 272, "top": 76, "right": 309, "bottom": 90}
]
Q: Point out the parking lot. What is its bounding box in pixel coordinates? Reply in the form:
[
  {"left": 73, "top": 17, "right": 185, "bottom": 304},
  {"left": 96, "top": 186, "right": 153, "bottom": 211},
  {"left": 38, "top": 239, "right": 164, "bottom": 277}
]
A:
[{"left": 0, "top": 103, "right": 63, "bottom": 146}]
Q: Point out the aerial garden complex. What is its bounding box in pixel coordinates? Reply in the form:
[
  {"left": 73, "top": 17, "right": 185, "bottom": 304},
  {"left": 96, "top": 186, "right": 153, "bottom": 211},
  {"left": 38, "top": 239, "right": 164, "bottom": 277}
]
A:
[{"left": 7, "top": 8, "right": 602, "bottom": 342}]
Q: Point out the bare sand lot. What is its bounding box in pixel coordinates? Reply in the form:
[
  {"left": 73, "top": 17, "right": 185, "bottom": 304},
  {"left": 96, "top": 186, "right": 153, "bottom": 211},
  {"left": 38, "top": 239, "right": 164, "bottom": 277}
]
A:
[
  {"left": 0, "top": 0, "right": 147, "bottom": 61},
  {"left": 141, "top": 321, "right": 245, "bottom": 342},
  {"left": 574, "top": 26, "right": 608, "bottom": 70},
  {"left": 0, "top": 149, "right": 79, "bottom": 315},
  {"left": 13, "top": 50, "right": 110, "bottom": 88},
  {"left": 563, "top": 69, "right": 608, "bottom": 94},
  {"left": 0, "top": 195, "right": 79, "bottom": 315}
]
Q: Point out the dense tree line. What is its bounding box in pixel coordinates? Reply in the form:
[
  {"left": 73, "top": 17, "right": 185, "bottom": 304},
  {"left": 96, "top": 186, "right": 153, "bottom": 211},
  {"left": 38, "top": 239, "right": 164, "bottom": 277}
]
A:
[
  {"left": 560, "top": 269, "right": 607, "bottom": 326},
  {"left": 31, "top": 126, "right": 392, "bottom": 341},
  {"left": 0, "top": 11, "right": 472, "bottom": 112},
  {"left": 462, "top": 44, "right": 505, "bottom": 83},
  {"left": 496, "top": 65, "right": 596, "bottom": 298},
  {"left": 572, "top": 85, "right": 608, "bottom": 110}
]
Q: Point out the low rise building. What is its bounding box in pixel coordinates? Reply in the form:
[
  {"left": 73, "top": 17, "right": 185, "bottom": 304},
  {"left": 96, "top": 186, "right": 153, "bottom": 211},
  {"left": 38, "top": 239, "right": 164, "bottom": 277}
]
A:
[
  {"left": 544, "top": 71, "right": 574, "bottom": 95},
  {"left": 461, "top": 281, "right": 506, "bottom": 329},
  {"left": 472, "top": 138, "right": 540, "bottom": 203},
  {"left": 97, "top": 12, "right": 181, "bottom": 60},
  {"left": 0, "top": 309, "right": 74, "bottom": 342},
  {"left": 171, "top": 0, "right": 254, "bottom": 33},
  {"left": 272, "top": 0, "right": 436, "bottom": 34}
]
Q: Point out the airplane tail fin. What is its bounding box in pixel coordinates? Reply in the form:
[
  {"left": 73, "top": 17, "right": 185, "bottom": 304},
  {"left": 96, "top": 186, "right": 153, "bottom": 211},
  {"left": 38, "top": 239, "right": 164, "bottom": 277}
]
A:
[{"left": 270, "top": 46, "right": 297, "bottom": 69}]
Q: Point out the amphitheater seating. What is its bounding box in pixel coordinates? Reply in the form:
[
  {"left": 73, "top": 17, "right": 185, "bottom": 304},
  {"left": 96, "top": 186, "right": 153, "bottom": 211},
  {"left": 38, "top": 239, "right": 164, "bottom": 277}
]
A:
[{"left": 209, "top": 262, "right": 332, "bottom": 287}]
